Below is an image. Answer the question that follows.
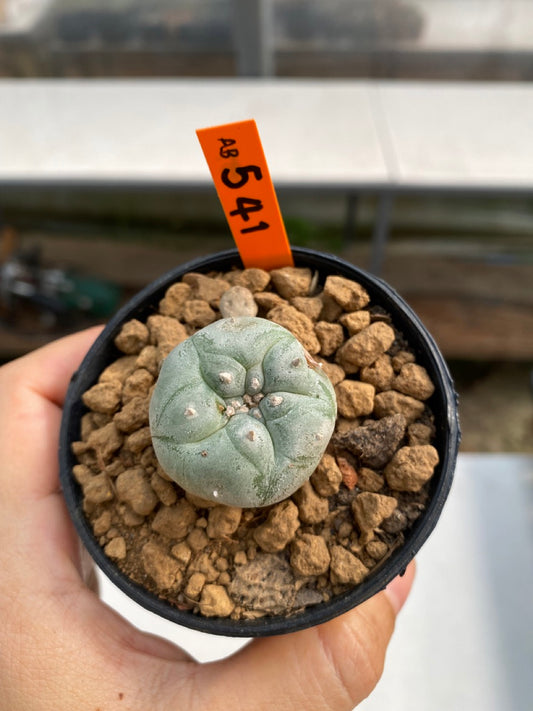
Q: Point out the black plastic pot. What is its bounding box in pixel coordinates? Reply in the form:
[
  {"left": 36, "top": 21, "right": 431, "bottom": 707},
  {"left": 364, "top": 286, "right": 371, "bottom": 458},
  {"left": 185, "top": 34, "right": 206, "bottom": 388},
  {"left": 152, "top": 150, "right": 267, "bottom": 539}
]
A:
[{"left": 59, "top": 247, "right": 460, "bottom": 637}]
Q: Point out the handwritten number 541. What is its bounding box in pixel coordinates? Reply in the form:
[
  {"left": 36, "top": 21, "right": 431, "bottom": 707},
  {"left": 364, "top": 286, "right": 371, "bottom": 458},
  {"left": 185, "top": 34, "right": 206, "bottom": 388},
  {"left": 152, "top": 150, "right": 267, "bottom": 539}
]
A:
[{"left": 220, "top": 162, "right": 269, "bottom": 235}]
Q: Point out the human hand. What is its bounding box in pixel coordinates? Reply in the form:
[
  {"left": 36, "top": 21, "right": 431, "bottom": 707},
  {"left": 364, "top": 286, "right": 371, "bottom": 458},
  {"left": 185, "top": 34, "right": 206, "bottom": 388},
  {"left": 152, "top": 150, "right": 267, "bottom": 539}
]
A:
[{"left": 0, "top": 328, "right": 415, "bottom": 711}]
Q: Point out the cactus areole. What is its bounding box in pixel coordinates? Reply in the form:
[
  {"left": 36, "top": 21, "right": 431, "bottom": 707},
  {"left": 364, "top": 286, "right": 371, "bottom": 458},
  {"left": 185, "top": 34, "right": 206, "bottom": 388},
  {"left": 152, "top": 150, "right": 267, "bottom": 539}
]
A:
[{"left": 149, "top": 317, "right": 337, "bottom": 508}]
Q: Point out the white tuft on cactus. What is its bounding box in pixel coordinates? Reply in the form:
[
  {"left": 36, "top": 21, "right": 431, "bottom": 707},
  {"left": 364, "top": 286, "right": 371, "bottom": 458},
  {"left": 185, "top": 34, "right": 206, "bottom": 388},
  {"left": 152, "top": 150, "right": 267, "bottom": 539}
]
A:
[{"left": 149, "top": 316, "right": 337, "bottom": 507}]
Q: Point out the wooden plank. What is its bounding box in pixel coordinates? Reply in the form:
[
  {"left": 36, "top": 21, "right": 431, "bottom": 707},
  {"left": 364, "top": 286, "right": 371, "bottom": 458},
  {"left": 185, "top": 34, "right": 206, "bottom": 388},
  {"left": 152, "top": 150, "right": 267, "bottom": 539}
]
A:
[{"left": 405, "top": 294, "right": 533, "bottom": 360}]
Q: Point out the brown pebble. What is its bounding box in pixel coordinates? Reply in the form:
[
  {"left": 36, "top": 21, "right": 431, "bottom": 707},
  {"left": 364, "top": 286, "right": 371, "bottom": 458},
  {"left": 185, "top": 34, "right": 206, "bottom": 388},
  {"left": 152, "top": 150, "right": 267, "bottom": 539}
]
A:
[
  {"left": 335, "top": 380, "right": 375, "bottom": 418},
  {"left": 391, "top": 350, "right": 416, "bottom": 372},
  {"left": 114, "top": 319, "right": 149, "bottom": 355},
  {"left": 339, "top": 310, "right": 371, "bottom": 335},
  {"left": 225, "top": 268, "right": 271, "bottom": 293},
  {"left": 82, "top": 381, "right": 122, "bottom": 415},
  {"left": 315, "top": 321, "right": 344, "bottom": 356},
  {"left": 206, "top": 506, "right": 242, "bottom": 538},
  {"left": 366, "top": 540, "right": 389, "bottom": 561},
  {"left": 253, "top": 500, "right": 300, "bottom": 553},
  {"left": 104, "top": 536, "right": 126, "bottom": 560},
  {"left": 352, "top": 492, "right": 398, "bottom": 533},
  {"left": 147, "top": 314, "right": 188, "bottom": 357},
  {"left": 408, "top": 422, "right": 433, "bottom": 446},
  {"left": 329, "top": 546, "right": 369, "bottom": 585},
  {"left": 72, "top": 464, "right": 93, "bottom": 486},
  {"left": 335, "top": 417, "right": 362, "bottom": 436},
  {"left": 152, "top": 500, "right": 197, "bottom": 539},
  {"left": 140, "top": 446, "right": 157, "bottom": 470},
  {"left": 114, "top": 396, "right": 149, "bottom": 433},
  {"left": 360, "top": 354, "right": 395, "bottom": 391},
  {"left": 93, "top": 510, "right": 112, "bottom": 536},
  {"left": 311, "top": 453, "right": 342, "bottom": 497},
  {"left": 135, "top": 345, "right": 159, "bottom": 377},
  {"left": 181, "top": 299, "right": 217, "bottom": 328},
  {"left": 105, "top": 460, "right": 124, "bottom": 478},
  {"left": 234, "top": 550, "right": 248, "bottom": 566},
  {"left": 187, "top": 527, "right": 209, "bottom": 552},
  {"left": 142, "top": 541, "right": 182, "bottom": 590},
  {"left": 185, "top": 491, "right": 218, "bottom": 509},
  {"left": 291, "top": 295, "right": 323, "bottom": 321},
  {"left": 188, "top": 552, "right": 220, "bottom": 583},
  {"left": 216, "top": 557, "right": 229, "bottom": 572},
  {"left": 80, "top": 412, "right": 98, "bottom": 440},
  {"left": 319, "top": 293, "right": 343, "bottom": 321},
  {"left": 385, "top": 445, "right": 439, "bottom": 492},
  {"left": 218, "top": 571, "right": 231, "bottom": 586},
  {"left": 357, "top": 468, "right": 385, "bottom": 493},
  {"left": 267, "top": 303, "right": 320, "bottom": 354},
  {"left": 394, "top": 363, "right": 435, "bottom": 401},
  {"left": 323, "top": 275, "right": 370, "bottom": 311},
  {"left": 374, "top": 391, "right": 425, "bottom": 424},
  {"left": 159, "top": 282, "right": 192, "bottom": 318},
  {"left": 122, "top": 369, "right": 154, "bottom": 403},
  {"left": 337, "top": 521, "right": 354, "bottom": 539},
  {"left": 336, "top": 322, "right": 395, "bottom": 373},
  {"left": 254, "top": 292, "right": 286, "bottom": 312},
  {"left": 115, "top": 468, "right": 159, "bottom": 516},
  {"left": 91, "top": 412, "right": 111, "bottom": 429},
  {"left": 199, "top": 584, "right": 235, "bottom": 617},
  {"left": 121, "top": 506, "right": 145, "bottom": 527},
  {"left": 182, "top": 272, "right": 229, "bottom": 306},
  {"left": 150, "top": 471, "right": 178, "bottom": 506},
  {"left": 185, "top": 572, "right": 206, "bottom": 600},
  {"left": 292, "top": 480, "right": 329, "bottom": 524},
  {"left": 71, "top": 442, "right": 90, "bottom": 462},
  {"left": 171, "top": 541, "right": 192, "bottom": 567},
  {"left": 316, "top": 359, "right": 345, "bottom": 387},
  {"left": 290, "top": 534, "right": 331, "bottom": 576},
  {"left": 99, "top": 356, "right": 137, "bottom": 384},
  {"left": 270, "top": 266, "right": 312, "bottom": 299},
  {"left": 83, "top": 473, "right": 114, "bottom": 505},
  {"left": 126, "top": 426, "right": 153, "bottom": 454}
]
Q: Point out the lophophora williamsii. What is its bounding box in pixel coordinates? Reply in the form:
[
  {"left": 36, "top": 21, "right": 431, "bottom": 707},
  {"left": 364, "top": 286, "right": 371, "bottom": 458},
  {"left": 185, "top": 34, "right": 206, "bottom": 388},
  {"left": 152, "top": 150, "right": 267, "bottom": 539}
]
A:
[{"left": 149, "top": 316, "right": 337, "bottom": 508}]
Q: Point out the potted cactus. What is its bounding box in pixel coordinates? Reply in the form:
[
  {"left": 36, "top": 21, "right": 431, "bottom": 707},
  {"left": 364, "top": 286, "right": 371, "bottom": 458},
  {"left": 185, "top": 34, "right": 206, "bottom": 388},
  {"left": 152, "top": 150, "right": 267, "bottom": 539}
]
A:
[
  {"left": 60, "top": 247, "right": 459, "bottom": 637},
  {"left": 150, "top": 316, "right": 337, "bottom": 508}
]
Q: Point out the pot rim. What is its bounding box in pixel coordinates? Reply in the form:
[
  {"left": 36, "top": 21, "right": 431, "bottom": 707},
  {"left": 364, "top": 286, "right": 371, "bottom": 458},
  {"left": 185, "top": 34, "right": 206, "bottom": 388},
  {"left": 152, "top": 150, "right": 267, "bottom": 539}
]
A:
[{"left": 59, "top": 247, "right": 460, "bottom": 637}]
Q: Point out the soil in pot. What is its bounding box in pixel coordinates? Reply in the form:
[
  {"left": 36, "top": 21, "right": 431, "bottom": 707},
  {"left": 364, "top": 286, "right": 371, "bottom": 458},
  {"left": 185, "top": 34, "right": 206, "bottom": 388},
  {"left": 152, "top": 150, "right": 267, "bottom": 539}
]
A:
[{"left": 71, "top": 264, "right": 440, "bottom": 621}]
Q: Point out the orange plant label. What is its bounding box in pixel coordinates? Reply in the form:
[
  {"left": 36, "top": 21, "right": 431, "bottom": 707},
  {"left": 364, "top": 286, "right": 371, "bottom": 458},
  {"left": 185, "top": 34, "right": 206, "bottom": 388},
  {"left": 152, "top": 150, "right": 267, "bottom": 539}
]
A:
[{"left": 196, "top": 119, "right": 294, "bottom": 270}]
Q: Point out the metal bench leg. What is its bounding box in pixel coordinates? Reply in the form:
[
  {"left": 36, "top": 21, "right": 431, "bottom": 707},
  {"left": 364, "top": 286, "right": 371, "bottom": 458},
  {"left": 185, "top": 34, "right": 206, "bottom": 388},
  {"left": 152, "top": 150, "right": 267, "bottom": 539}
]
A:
[
  {"left": 232, "top": 0, "right": 274, "bottom": 76},
  {"left": 370, "top": 193, "right": 394, "bottom": 275},
  {"left": 343, "top": 192, "right": 358, "bottom": 245}
]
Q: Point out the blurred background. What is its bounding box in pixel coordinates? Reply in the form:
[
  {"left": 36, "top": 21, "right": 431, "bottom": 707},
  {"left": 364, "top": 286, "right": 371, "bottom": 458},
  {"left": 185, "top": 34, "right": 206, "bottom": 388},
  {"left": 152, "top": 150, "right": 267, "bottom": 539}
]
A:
[{"left": 0, "top": 2, "right": 531, "bottom": 710}]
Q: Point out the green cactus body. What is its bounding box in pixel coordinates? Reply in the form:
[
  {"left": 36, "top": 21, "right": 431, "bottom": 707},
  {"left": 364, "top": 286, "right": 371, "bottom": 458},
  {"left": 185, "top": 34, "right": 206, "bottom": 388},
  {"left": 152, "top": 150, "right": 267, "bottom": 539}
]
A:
[{"left": 149, "top": 316, "right": 337, "bottom": 507}]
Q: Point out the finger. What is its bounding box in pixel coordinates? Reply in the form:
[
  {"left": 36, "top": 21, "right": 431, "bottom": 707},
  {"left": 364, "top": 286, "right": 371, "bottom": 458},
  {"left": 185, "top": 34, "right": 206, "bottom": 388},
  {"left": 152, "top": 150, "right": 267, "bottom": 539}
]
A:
[
  {"left": 1, "top": 325, "right": 103, "bottom": 407},
  {"left": 192, "top": 562, "right": 416, "bottom": 711},
  {"left": 384, "top": 559, "right": 416, "bottom": 614},
  {"left": 0, "top": 327, "right": 102, "bottom": 503}
]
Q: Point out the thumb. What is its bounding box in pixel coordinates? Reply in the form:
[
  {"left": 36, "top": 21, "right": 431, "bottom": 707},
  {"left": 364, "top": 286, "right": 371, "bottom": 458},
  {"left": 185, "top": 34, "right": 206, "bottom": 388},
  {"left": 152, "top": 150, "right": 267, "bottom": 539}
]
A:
[{"left": 196, "top": 561, "right": 415, "bottom": 711}]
